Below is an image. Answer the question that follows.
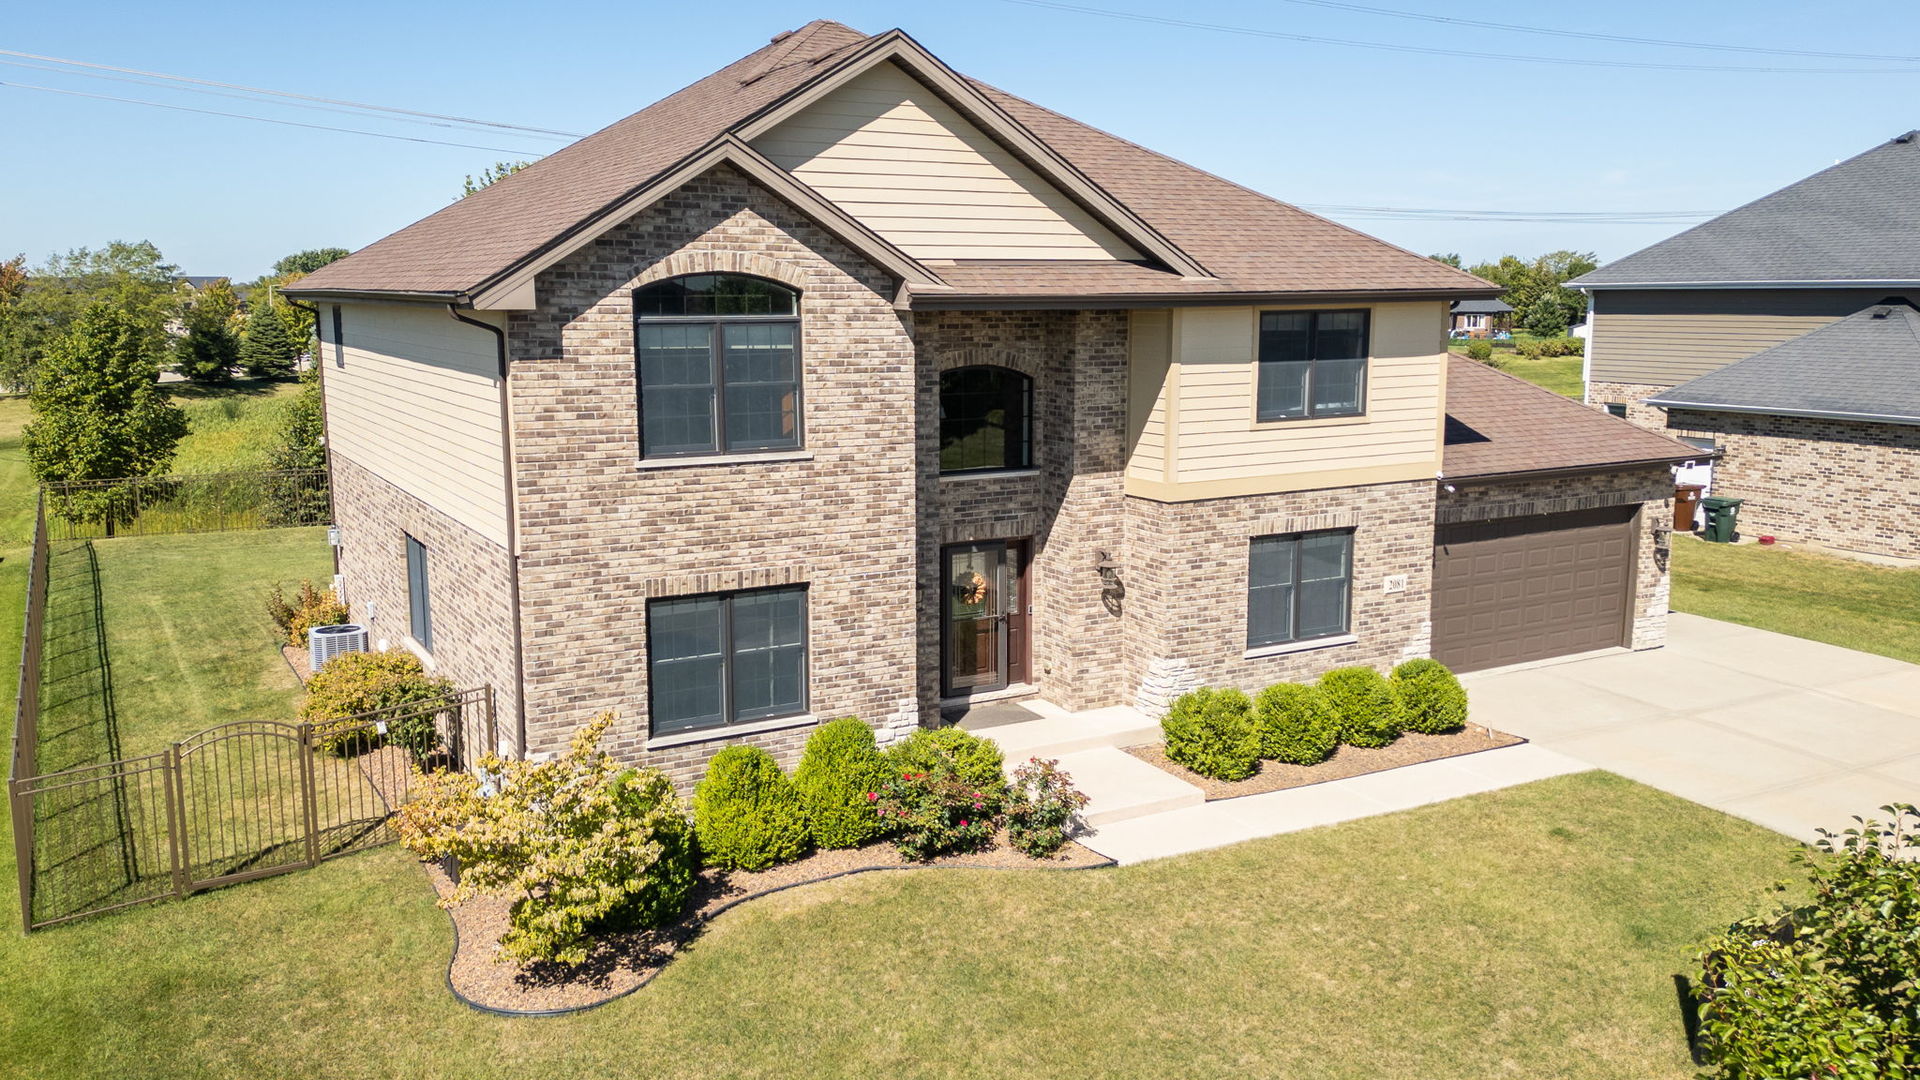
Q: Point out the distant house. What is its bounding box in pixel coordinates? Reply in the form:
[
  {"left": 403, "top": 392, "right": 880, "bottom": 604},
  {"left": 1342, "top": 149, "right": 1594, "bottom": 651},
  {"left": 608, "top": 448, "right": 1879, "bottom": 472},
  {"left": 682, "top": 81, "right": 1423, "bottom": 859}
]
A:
[
  {"left": 1449, "top": 298, "right": 1512, "bottom": 336},
  {"left": 1573, "top": 130, "right": 1920, "bottom": 560}
]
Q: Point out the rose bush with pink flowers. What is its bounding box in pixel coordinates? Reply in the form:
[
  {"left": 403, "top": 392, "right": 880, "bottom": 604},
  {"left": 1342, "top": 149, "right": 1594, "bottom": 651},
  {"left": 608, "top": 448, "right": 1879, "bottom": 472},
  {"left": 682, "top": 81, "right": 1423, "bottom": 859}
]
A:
[{"left": 871, "top": 770, "right": 1000, "bottom": 861}]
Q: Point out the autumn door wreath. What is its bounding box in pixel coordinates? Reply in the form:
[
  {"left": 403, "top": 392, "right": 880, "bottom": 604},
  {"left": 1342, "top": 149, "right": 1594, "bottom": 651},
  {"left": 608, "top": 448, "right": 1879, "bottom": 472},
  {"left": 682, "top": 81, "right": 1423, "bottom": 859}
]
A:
[{"left": 956, "top": 570, "right": 990, "bottom": 606}]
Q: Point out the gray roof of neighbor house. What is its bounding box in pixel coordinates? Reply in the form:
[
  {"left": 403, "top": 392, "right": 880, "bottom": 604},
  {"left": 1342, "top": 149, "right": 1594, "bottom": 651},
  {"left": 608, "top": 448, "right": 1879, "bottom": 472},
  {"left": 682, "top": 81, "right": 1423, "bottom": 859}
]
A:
[
  {"left": 1450, "top": 298, "right": 1512, "bottom": 315},
  {"left": 1443, "top": 356, "right": 1701, "bottom": 480},
  {"left": 1573, "top": 131, "right": 1920, "bottom": 289},
  {"left": 292, "top": 20, "right": 1492, "bottom": 306},
  {"left": 1645, "top": 303, "right": 1920, "bottom": 425}
]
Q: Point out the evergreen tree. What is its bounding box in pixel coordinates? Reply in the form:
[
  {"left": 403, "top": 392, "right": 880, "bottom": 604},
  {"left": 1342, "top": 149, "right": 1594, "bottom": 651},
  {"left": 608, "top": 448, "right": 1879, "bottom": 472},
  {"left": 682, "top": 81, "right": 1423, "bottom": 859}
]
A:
[
  {"left": 26, "top": 303, "right": 189, "bottom": 529},
  {"left": 173, "top": 279, "right": 240, "bottom": 383},
  {"left": 239, "top": 288, "right": 299, "bottom": 378}
]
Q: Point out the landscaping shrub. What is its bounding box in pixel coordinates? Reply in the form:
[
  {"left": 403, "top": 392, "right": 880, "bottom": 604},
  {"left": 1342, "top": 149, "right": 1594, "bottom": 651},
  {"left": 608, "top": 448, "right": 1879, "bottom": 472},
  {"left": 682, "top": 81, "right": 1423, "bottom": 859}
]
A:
[
  {"left": 792, "top": 717, "right": 891, "bottom": 849},
  {"left": 1695, "top": 804, "right": 1920, "bottom": 1078},
  {"left": 1005, "top": 757, "right": 1090, "bottom": 858},
  {"left": 395, "top": 712, "right": 697, "bottom": 966},
  {"left": 1317, "top": 667, "right": 1405, "bottom": 749},
  {"left": 872, "top": 769, "right": 999, "bottom": 861},
  {"left": 1391, "top": 659, "right": 1469, "bottom": 735},
  {"left": 692, "top": 745, "right": 812, "bottom": 871},
  {"left": 884, "top": 727, "right": 1007, "bottom": 797},
  {"left": 266, "top": 579, "right": 348, "bottom": 647},
  {"left": 1252, "top": 682, "right": 1339, "bottom": 765},
  {"left": 299, "top": 649, "right": 454, "bottom": 756},
  {"left": 1464, "top": 339, "right": 1493, "bottom": 362},
  {"left": 1161, "top": 687, "right": 1261, "bottom": 781}
]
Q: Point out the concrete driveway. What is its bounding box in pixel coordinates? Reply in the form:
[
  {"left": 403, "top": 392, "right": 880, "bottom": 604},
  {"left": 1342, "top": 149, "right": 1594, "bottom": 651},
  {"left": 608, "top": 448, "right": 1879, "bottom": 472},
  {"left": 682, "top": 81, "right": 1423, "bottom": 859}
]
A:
[{"left": 1462, "top": 612, "right": 1920, "bottom": 843}]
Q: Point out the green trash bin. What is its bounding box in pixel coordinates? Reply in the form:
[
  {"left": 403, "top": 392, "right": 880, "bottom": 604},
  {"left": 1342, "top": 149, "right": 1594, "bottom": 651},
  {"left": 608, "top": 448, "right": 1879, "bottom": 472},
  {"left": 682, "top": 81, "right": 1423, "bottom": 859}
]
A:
[{"left": 1701, "top": 495, "right": 1744, "bottom": 543}]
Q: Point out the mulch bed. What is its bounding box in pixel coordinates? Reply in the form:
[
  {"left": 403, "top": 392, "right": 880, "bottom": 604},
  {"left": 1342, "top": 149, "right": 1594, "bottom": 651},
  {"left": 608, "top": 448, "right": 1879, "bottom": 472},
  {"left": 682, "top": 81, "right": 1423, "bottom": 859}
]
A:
[
  {"left": 280, "top": 643, "right": 313, "bottom": 683},
  {"left": 1125, "top": 725, "right": 1523, "bottom": 801},
  {"left": 428, "top": 831, "right": 1111, "bottom": 1015}
]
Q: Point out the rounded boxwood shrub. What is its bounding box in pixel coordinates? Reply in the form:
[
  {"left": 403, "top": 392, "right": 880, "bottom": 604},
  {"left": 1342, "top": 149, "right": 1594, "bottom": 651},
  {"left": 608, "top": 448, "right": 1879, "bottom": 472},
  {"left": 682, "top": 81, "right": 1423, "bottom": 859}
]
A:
[
  {"left": 1252, "top": 682, "right": 1339, "bottom": 765},
  {"left": 299, "top": 650, "right": 455, "bottom": 756},
  {"left": 1391, "top": 659, "right": 1469, "bottom": 734},
  {"left": 792, "top": 717, "right": 892, "bottom": 849},
  {"left": 1161, "top": 687, "right": 1260, "bottom": 781},
  {"left": 1317, "top": 666, "right": 1405, "bottom": 749},
  {"left": 692, "top": 745, "right": 812, "bottom": 871},
  {"left": 884, "top": 728, "right": 1007, "bottom": 798}
]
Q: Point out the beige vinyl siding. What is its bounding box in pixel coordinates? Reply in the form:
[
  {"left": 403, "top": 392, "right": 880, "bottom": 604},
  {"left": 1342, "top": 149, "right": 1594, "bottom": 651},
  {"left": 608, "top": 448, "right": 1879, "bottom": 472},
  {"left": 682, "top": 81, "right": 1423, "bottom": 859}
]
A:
[
  {"left": 751, "top": 62, "right": 1140, "bottom": 260},
  {"left": 1589, "top": 288, "right": 1902, "bottom": 383},
  {"left": 1139, "top": 303, "right": 1443, "bottom": 494},
  {"left": 1127, "top": 310, "right": 1173, "bottom": 483},
  {"left": 322, "top": 303, "right": 510, "bottom": 546}
]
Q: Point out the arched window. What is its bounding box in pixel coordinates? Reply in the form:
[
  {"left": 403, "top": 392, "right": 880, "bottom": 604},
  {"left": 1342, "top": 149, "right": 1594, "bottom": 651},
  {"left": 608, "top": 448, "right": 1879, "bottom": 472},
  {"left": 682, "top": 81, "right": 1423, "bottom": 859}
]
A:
[
  {"left": 939, "top": 366, "right": 1032, "bottom": 474},
  {"left": 634, "top": 273, "right": 801, "bottom": 457}
]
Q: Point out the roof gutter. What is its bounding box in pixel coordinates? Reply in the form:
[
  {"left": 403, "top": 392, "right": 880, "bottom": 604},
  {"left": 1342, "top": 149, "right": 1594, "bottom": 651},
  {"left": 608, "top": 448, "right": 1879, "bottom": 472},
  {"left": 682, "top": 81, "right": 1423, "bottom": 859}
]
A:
[
  {"left": 912, "top": 286, "right": 1500, "bottom": 311},
  {"left": 1645, "top": 398, "right": 1920, "bottom": 428},
  {"left": 447, "top": 305, "right": 530, "bottom": 758},
  {"left": 1440, "top": 453, "right": 1713, "bottom": 485},
  {"left": 1574, "top": 279, "right": 1920, "bottom": 291},
  {"left": 281, "top": 287, "right": 470, "bottom": 306}
]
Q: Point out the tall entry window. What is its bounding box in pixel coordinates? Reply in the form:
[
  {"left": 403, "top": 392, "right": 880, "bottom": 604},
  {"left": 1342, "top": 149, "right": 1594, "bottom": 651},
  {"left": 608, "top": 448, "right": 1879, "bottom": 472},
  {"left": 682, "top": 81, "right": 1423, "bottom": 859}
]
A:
[
  {"left": 939, "top": 366, "right": 1033, "bottom": 474},
  {"left": 647, "top": 586, "right": 808, "bottom": 737},
  {"left": 634, "top": 274, "right": 801, "bottom": 458},
  {"left": 1247, "top": 530, "right": 1353, "bottom": 649},
  {"left": 405, "top": 533, "right": 433, "bottom": 653},
  {"left": 1256, "top": 309, "right": 1370, "bottom": 421}
]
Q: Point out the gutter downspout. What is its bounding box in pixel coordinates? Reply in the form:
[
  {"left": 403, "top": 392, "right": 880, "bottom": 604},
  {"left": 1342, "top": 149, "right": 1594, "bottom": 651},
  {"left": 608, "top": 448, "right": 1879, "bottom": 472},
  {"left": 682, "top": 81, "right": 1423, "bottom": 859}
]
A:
[
  {"left": 283, "top": 295, "right": 340, "bottom": 580},
  {"left": 448, "top": 305, "right": 529, "bottom": 759}
]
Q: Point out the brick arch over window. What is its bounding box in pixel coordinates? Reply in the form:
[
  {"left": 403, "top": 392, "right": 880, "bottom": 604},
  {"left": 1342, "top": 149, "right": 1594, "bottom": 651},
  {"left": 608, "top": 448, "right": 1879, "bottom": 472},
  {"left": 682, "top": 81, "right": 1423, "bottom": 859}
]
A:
[
  {"left": 931, "top": 347, "right": 1044, "bottom": 380},
  {"left": 938, "top": 363, "right": 1035, "bottom": 474},
  {"left": 628, "top": 247, "right": 814, "bottom": 294}
]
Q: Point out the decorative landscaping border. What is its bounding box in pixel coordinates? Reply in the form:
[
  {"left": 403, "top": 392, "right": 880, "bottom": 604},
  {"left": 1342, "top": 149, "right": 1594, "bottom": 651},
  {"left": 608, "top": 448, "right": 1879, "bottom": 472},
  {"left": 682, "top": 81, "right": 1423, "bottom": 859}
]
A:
[
  {"left": 1129, "top": 726, "right": 1526, "bottom": 802},
  {"left": 436, "top": 850, "right": 1115, "bottom": 1018}
]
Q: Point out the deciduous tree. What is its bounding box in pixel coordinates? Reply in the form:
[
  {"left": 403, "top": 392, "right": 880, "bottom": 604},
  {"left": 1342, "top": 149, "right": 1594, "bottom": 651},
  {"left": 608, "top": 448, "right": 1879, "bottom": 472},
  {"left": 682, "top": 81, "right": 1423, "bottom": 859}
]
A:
[
  {"left": 173, "top": 278, "right": 241, "bottom": 383},
  {"left": 460, "top": 160, "right": 530, "bottom": 198}
]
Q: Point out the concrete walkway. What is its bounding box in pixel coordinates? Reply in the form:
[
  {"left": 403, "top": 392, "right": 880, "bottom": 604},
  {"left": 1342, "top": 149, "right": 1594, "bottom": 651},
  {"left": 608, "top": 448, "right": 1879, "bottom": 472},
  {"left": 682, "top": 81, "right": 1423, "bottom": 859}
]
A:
[{"left": 1461, "top": 612, "right": 1920, "bottom": 844}]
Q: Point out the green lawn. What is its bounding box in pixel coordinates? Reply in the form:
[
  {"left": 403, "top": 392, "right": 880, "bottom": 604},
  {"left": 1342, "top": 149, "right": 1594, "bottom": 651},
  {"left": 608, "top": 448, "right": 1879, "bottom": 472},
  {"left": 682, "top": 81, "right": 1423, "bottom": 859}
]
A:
[
  {"left": 164, "top": 378, "right": 302, "bottom": 473},
  {"left": 0, "top": 769, "right": 1800, "bottom": 1080},
  {"left": 1450, "top": 348, "right": 1584, "bottom": 399},
  {"left": 1671, "top": 536, "right": 1920, "bottom": 665}
]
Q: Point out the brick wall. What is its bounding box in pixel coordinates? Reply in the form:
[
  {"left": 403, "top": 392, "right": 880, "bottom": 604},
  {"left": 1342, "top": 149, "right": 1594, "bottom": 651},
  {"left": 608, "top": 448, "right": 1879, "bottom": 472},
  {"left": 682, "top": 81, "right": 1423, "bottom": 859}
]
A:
[
  {"left": 330, "top": 453, "right": 522, "bottom": 748},
  {"left": 1122, "top": 481, "right": 1437, "bottom": 701},
  {"left": 1666, "top": 409, "right": 1920, "bottom": 560},
  {"left": 504, "top": 163, "right": 920, "bottom": 786},
  {"left": 1437, "top": 466, "right": 1675, "bottom": 649}
]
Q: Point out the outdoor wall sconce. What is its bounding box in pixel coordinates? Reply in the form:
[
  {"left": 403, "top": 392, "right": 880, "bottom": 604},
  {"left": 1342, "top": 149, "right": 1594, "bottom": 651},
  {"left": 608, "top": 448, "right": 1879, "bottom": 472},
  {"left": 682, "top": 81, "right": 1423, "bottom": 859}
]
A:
[
  {"left": 1651, "top": 523, "right": 1673, "bottom": 570},
  {"left": 1096, "top": 550, "right": 1125, "bottom": 616}
]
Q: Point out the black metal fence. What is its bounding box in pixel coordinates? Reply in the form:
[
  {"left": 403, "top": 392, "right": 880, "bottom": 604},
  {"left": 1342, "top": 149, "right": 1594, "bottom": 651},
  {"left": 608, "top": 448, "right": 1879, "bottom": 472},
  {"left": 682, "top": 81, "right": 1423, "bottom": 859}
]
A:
[
  {"left": 44, "top": 469, "right": 329, "bottom": 540},
  {"left": 9, "top": 687, "right": 495, "bottom": 930}
]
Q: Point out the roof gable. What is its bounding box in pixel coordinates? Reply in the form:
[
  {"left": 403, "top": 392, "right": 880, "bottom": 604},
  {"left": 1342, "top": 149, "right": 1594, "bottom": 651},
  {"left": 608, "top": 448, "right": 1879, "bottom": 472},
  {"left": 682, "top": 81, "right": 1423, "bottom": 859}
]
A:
[
  {"left": 1575, "top": 132, "right": 1920, "bottom": 289},
  {"left": 1646, "top": 302, "right": 1920, "bottom": 424}
]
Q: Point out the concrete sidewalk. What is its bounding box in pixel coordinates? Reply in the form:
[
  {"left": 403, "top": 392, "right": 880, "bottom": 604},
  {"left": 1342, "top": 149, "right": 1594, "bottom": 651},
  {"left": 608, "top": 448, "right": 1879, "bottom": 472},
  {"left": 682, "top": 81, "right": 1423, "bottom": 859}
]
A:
[
  {"left": 1462, "top": 613, "right": 1920, "bottom": 843},
  {"left": 1077, "top": 743, "right": 1587, "bottom": 865}
]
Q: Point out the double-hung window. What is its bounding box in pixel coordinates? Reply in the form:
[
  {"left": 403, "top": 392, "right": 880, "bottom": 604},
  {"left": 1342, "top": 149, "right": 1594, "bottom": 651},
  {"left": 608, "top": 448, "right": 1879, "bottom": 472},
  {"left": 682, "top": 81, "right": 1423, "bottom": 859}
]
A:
[
  {"left": 1256, "top": 309, "right": 1369, "bottom": 421},
  {"left": 405, "top": 533, "right": 433, "bottom": 652},
  {"left": 634, "top": 274, "right": 801, "bottom": 458},
  {"left": 647, "top": 586, "right": 808, "bottom": 737},
  {"left": 1247, "top": 530, "right": 1353, "bottom": 649}
]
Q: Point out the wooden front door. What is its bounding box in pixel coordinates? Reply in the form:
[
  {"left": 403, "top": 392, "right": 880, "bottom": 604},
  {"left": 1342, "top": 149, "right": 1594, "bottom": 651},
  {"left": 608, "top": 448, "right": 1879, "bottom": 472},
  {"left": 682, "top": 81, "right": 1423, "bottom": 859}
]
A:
[{"left": 941, "top": 540, "right": 1029, "bottom": 696}]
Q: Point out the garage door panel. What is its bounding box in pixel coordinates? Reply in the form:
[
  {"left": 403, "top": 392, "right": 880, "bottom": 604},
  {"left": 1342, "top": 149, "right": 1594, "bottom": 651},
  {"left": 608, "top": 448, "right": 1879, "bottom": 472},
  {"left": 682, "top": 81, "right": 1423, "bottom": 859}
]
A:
[{"left": 1433, "top": 506, "right": 1636, "bottom": 673}]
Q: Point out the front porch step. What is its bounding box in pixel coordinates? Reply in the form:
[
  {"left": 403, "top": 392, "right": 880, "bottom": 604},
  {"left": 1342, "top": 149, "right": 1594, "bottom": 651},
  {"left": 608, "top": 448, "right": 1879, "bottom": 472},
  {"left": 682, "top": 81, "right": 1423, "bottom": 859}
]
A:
[
  {"left": 985, "top": 704, "right": 1163, "bottom": 762},
  {"left": 1048, "top": 746, "right": 1205, "bottom": 828}
]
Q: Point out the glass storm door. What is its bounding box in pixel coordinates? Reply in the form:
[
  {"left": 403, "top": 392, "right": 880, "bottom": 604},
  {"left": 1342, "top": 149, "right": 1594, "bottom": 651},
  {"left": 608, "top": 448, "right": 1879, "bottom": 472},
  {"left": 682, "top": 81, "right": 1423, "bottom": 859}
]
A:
[{"left": 943, "top": 542, "right": 1014, "bottom": 695}]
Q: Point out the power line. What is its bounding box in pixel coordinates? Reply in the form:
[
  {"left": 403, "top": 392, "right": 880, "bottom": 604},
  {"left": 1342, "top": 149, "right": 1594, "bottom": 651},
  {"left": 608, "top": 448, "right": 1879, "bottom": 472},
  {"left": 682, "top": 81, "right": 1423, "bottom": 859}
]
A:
[
  {"left": 1270, "top": 0, "right": 1920, "bottom": 63},
  {"left": 0, "top": 47, "right": 587, "bottom": 138},
  {"left": 0, "top": 57, "right": 566, "bottom": 142},
  {"left": 994, "top": 0, "right": 1920, "bottom": 74},
  {"left": 0, "top": 80, "right": 547, "bottom": 154}
]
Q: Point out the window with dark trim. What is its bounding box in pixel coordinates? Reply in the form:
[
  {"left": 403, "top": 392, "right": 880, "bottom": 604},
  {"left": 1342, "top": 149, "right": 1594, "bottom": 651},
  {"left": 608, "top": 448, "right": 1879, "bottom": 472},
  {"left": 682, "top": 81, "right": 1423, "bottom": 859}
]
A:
[
  {"left": 1256, "top": 309, "right": 1370, "bottom": 421},
  {"left": 330, "top": 305, "right": 345, "bottom": 367},
  {"left": 647, "top": 585, "right": 808, "bottom": 737},
  {"left": 405, "top": 533, "right": 433, "bottom": 652},
  {"left": 633, "top": 274, "right": 801, "bottom": 457},
  {"left": 938, "top": 365, "right": 1033, "bottom": 473},
  {"left": 1604, "top": 402, "right": 1628, "bottom": 419},
  {"left": 1678, "top": 435, "right": 1716, "bottom": 451},
  {"left": 1247, "top": 530, "right": 1353, "bottom": 649}
]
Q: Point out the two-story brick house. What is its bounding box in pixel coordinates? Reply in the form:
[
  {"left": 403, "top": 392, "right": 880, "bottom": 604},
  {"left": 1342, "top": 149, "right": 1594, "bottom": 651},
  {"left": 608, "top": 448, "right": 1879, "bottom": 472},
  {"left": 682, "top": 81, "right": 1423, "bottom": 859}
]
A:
[{"left": 289, "top": 21, "right": 1692, "bottom": 784}]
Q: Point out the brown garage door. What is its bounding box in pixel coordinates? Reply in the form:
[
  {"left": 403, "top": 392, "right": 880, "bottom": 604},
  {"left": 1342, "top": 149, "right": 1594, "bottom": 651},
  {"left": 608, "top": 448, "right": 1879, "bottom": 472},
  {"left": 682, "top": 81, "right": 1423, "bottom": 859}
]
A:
[{"left": 1432, "top": 506, "right": 1636, "bottom": 673}]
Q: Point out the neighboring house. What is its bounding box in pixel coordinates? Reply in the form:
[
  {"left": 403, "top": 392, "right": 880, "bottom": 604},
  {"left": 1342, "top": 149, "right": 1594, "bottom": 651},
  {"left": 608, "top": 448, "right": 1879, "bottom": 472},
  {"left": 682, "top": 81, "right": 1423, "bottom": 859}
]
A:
[
  {"left": 287, "top": 21, "right": 1690, "bottom": 785},
  {"left": 1449, "top": 298, "right": 1512, "bottom": 336},
  {"left": 1572, "top": 130, "right": 1920, "bottom": 558}
]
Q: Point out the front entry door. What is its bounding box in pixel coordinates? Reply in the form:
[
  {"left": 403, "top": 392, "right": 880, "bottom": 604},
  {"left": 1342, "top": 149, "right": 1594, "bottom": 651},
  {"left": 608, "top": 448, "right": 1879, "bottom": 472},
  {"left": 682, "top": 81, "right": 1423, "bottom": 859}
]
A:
[{"left": 942, "top": 540, "right": 1027, "bottom": 696}]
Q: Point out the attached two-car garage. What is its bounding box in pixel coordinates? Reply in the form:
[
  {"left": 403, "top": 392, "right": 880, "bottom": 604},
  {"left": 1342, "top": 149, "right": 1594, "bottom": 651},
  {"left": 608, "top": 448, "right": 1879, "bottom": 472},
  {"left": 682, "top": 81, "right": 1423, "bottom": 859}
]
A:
[{"left": 1431, "top": 506, "right": 1637, "bottom": 673}]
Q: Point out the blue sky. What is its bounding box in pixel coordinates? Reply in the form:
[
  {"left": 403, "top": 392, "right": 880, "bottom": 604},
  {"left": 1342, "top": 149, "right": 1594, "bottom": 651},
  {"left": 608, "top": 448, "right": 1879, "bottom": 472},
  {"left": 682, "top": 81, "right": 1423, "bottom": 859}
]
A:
[{"left": 6, "top": 1, "right": 1919, "bottom": 278}]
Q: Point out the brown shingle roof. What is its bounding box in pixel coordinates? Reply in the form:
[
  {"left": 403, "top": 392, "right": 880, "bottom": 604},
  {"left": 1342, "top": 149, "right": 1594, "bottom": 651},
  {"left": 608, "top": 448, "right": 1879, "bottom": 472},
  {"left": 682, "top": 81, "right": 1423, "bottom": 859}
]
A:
[
  {"left": 1443, "top": 356, "right": 1700, "bottom": 480},
  {"left": 297, "top": 21, "right": 1492, "bottom": 302}
]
